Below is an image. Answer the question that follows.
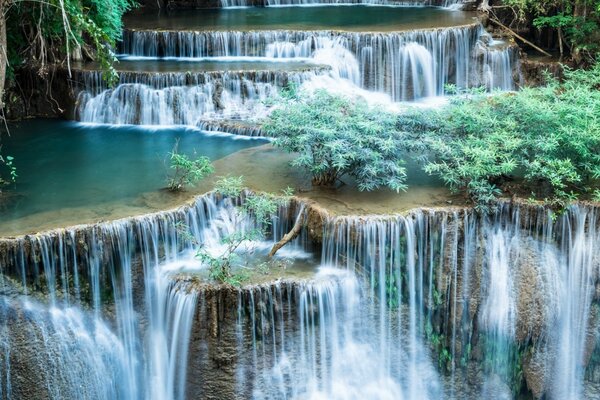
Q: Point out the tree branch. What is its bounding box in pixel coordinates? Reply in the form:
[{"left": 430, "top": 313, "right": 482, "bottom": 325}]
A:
[
  {"left": 268, "top": 212, "right": 305, "bottom": 258},
  {"left": 488, "top": 15, "right": 552, "bottom": 57}
]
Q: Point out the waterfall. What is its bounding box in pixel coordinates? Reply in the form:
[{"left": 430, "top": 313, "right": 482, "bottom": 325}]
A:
[
  {"left": 116, "top": 24, "right": 519, "bottom": 106},
  {"left": 77, "top": 69, "right": 324, "bottom": 125},
  {"left": 76, "top": 20, "right": 521, "bottom": 126},
  {"left": 2, "top": 199, "right": 599, "bottom": 398},
  {"left": 310, "top": 204, "right": 599, "bottom": 399},
  {"left": 553, "top": 208, "right": 599, "bottom": 399},
  {"left": 398, "top": 42, "right": 436, "bottom": 99},
  {"left": 0, "top": 299, "right": 134, "bottom": 400},
  {"left": 0, "top": 194, "right": 307, "bottom": 400}
]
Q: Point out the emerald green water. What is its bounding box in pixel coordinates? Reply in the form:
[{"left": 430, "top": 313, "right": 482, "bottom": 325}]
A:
[
  {"left": 124, "top": 6, "right": 476, "bottom": 32},
  {"left": 0, "top": 120, "right": 267, "bottom": 224}
]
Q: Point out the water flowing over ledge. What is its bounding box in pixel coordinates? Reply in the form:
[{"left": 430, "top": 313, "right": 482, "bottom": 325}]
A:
[
  {"left": 75, "top": 67, "right": 328, "bottom": 124},
  {"left": 72, "top": 22, "right": 521, "bottom": 127},
  {"left": 118, "top": 24, "right": 520, "bottom": 98},
  {"left": 1, "top": 193, "right": 600, "bottom": 399}
]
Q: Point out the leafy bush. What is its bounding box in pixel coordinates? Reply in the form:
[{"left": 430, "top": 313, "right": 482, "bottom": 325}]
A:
[
  {"left": 262, "top": 90, "right": 408, "bottom": 192},
  {"left": 4, "top": 0, "right": 137, "bottom": 85},
  {"left": 166, "top": 145, "right": 214, "bottom": 191},
  {"left": 398, "top": 63, "right": 600, "bottom": 210}
]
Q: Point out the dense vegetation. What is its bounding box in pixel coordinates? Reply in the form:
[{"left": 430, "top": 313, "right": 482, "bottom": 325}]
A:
[
  {"left": 404, "top": 64, "right": 600, "bottom": 210},
  {"left": 263, "top": 89, "right": 408, "bottom": 192},
  {"left": 264, "top": 64, "right": 600, "bottom": 211},
  {"left": 2, "top": 0, "right": 136, "bottom": 86},
  {"left": 487, "top": 0, "right": 600, "bottom": 61}
]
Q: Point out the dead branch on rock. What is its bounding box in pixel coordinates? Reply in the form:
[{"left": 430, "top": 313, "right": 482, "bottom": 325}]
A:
[{"left": 268, "top": 213, "right": 305, "bottom": 258}]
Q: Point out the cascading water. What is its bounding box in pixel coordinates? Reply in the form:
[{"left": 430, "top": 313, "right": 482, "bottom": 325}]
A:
[
  {"left": 117, "top": 25, "right": 519, "bottom": 102},
  {"left": 232, "top": 203, "right": 600, "bottom": 399},
  {"left": 77, "top": 69, "right": 325, "bottom": 125},
  {"left": 77, "top": 15, "right": 521, "bottom": 127},
  {"left": 0, "top": 194, "right": 311, "bottom": 400},
  {"left": 2, "top": 196, "right": 600, "bottom": 399}
]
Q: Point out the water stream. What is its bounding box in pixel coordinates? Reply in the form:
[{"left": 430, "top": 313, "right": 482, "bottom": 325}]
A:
[
  {"left": 76, "top": 6, "right": 519, "bottom": 125},
  {"left": 2, "top": 3, "right": 598, "bottom": 400}
]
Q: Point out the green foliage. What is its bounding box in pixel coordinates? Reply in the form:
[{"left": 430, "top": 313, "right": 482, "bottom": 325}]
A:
[
  {"left": 398, "top": 63, "right": 600, "bottom": 211},
  {"left": 503, "top": 0, "right": 600, "bottom": 60},
  {"left": 0, "top": 153, "right": 17, "bottom": 190},
  {"left": 197, "top": 230, "right": 260, "bottom": 285},
  {"left": 166, "top": 146, "right": 214, "bottom": 192},
  {"left": 214, "top": 175, "right": 245, "bottom": 197},
  {"left": 5, "top": 0, "right": 137, "bottom": 85},
  {"left": 263, "top": 89, "right": 408, "bottom": 192}
]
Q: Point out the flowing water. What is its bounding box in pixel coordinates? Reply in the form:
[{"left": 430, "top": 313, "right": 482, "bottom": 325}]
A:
[
  {"left": 218, "top": 1, "right": 469, "bottom": 8},
  {"left": 4, "top": 3, "right": 598, "bottom": 400},
  {"left": 1, "top": 192, "right": 600, "bottom": 399},
  {"left": 76, "top": 6, "right": 519, "bottom": 125}
]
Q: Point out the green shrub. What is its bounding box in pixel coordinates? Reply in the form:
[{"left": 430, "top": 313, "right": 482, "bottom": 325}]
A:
[
  {"left": 263, "top": 90, "right": 408, "bottom": 192},
  {"left": 166, "top": 146, "right": 214, "bottom": 191},
  {"left": 4, "top": 0, "right": 137, "bottom": 85},
  {"left": 398, "top": 63, "right": 600, "bottom": 210}
]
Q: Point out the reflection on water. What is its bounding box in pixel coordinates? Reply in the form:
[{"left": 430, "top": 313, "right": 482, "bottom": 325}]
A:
[{"left": 123, "top": 6, "right": 476, "bottom": 32}]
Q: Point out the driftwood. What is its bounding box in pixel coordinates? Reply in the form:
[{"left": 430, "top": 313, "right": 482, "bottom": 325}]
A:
[
  {"left": 488, "top": 16, "right": 553, "bottom": 58},
  {"left": 268, "top": 213, "right": 305, "bottom": 257}
]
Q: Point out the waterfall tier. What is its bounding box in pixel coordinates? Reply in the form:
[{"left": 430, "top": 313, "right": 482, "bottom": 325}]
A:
[
  {"left": 74, "top": 6, "right": 521, "bottom": 127},
  {"left": 76, "top": 64, "right": 328, "bottom": 125},
  {"left": 120, "top": 25, "right": 520, "bottom": 99},
  {"left": 217, "top": 0, "right": 470, "bottom": 7},
  {"left": 2, "top": 197, "right": 600, "bottom": 399},
  {"left": 0, "top": 193, "right": 311, "bottom": 400}
]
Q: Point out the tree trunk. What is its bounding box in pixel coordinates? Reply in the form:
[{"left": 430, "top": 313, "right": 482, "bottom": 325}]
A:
[
  {"left": 478, "top": 0, "right": 490, "bottom": 12},
  {"left": 312, "top": 171, "right": 338, "bottom": 187},
  {"left": 0, "top": 0, "right": 7, "bottom": 109},
  {"left": 557, "top": 27, "right": 564, "bottom": 58}
]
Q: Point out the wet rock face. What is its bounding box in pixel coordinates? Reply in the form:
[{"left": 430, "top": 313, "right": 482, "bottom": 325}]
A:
[
  {"left": 184, "top": 282, "right": 302, "bottom": 399},
  {"left": 520, "top": 58, "right": 564, "bottom": 87},
  {"left": 523, "top": 345, "right": 552, "bottom": 399},
  {"left": 0, "top": 303, "right": 52, "bottom": 400},
  {"left": 185, "top": 285, "right": 241, "bottom": 399},
  {"left": 514, "top": 238, "right": 559, "bottom": 343}
]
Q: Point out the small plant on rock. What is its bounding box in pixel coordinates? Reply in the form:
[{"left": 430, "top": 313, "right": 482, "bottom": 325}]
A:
[
  {"left": 0, "top": 153, "right": 17, "bottom": 191},
  {"left": 166, "top": 142, "right": 214, "bottom": 192}
]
